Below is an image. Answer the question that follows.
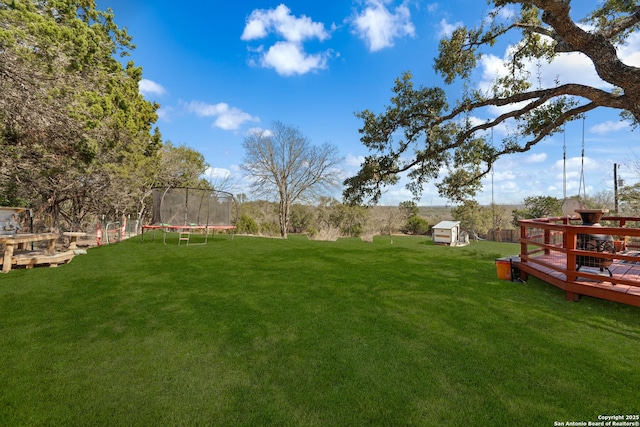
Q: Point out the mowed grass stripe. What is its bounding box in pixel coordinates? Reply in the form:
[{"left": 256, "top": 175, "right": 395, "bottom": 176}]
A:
[{"left": 0, "top": 235, "right": 638, "bottom": 426}]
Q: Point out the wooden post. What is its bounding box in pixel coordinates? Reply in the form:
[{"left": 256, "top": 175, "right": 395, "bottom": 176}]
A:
[
  {"left": 565, "top": 291, "right": 581, "bottom": 302},
  {"left": 565, "top": 229, "right": 577, "bottom": 282},
  {"left": 2, "top": 243, "right": 14, "bottom": 273},
  {"left": 544, "top": 227, "right": 551, "bottom": 255}
]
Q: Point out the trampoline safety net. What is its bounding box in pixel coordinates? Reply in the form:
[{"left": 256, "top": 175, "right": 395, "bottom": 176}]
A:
[{"left": 151, "top": 187, "right": 234, "bottom": 227}]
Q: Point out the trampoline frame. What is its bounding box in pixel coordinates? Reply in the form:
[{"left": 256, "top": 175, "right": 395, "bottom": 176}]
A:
[{"left": 142, "top": 187, "right": 236, "bottom": 245}]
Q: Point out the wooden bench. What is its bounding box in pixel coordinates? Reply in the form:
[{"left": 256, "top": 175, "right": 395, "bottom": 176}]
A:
[
  {"left": 63, "top": 231, "right": 87, "bottom": 250},
  {"left": 0, "top": 250, "right": 75, "bottom": 269},
  {"left": 0, "top": 233, "right": 59, "bottom": 273}
]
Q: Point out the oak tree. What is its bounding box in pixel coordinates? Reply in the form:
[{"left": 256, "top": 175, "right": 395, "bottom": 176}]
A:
[{"left": 344, "top": 0, "right": 640, "bottom": 205}]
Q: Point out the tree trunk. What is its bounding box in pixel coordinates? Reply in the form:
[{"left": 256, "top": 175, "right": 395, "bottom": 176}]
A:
[{"left": 279, "top": 196, "right": 289, "bottom": 239}]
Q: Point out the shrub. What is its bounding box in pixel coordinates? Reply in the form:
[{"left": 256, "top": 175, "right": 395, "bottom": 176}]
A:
[
  {"left": 259, "top": 221, "right": 280, "bottom": 237},
  {"left": 403, "top": 216, "right": 429, "bottom": 235},
  {"left": 306, "top": 227, "right": 318, "bottom": 239},
  {"left": 236, "top": 214, "right": 259, "bottom": 235}
]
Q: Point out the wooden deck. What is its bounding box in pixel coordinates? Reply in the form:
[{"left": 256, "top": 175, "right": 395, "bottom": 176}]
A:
[
  {"left": 519, "top": 215, "right": 640, "bottom": 307},
  {"left": 519, "top": 253, "right": 640, "bottom": 307}
]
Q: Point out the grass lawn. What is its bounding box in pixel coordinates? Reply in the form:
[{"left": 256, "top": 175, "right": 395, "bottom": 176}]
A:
[{"left": 1, "top": 234, "right": 638, "bottom": 426}]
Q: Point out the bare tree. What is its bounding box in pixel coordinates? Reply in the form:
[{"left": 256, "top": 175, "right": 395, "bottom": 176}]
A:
[
  {"left": 241, "top": 121, "right": 342, "bottom": 238},
  {"left": 371, "top": 206, "right": 402, "bottom": 244}
]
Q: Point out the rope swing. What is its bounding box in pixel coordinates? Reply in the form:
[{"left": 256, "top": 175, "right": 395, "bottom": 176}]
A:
[
  {"left": 561, "top": 119, "right": 587, "bottom": 218},
  {"left": 578, "top": 117, "right": 587, "bottom": 200},
  {"left": 563, "top": 124, "right": 567, "bottom": 200}
]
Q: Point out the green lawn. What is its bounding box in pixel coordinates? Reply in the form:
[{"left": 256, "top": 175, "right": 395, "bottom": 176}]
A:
[{"left": 1, "top": 234, "right": 638, "bottom": 426}]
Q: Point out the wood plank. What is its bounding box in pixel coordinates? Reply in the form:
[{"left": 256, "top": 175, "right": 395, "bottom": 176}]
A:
[
  {"left": 0, "top": 233, "right": 58, "bottom": 245},
  {"left": 521, "top": 254, "right": 640, "bottom": 306},
  {"left": 8, "top": 250, "right": 75, "bottom": 269}
]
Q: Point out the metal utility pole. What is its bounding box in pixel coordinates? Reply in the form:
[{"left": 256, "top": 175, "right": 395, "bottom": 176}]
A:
[
  {"left": 614, "top": 163, "right": 619, "bottom": 213},
  {"left": 491, "top": 127, "right": 495, "bottom": 236}
]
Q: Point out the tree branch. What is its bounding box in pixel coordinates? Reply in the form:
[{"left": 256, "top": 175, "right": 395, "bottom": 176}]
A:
[{"left": 599, "top": 6, "right": 640, "bottom": 39}]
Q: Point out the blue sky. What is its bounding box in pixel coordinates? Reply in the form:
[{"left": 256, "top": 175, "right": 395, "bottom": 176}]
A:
[{"left": 99, "top": 1, "right": 639, "bottom": 206}]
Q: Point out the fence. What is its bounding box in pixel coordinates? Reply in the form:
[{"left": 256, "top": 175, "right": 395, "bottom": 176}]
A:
[
  {"left": 486, "top": 229, "right": 519, "bottom": 243},
  {"left": 518, "top": 215, "right": 640, "bottom": 306}
]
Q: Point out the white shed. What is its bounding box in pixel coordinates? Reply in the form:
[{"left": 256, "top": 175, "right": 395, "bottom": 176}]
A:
[{"left": 432, "top": 220, "right": 461, "bottom": 246}]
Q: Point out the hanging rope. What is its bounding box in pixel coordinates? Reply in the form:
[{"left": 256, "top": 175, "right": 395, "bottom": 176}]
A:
[
  {"left": 563, "top": 123, "right": 566, "bottom": 200},
  {"left": 578, "top": 117, "right": 586, "bottom": 200}
]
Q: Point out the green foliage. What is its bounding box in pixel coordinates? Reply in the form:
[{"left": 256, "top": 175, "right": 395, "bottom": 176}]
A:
[
  {"left": 402, "top": 215, "right": 429, "bottom": 235},
  {"left": 259, "top": 221, "right": 280, "bottom": 237},
  {"left": 343, "top": 72, "right": 457, "bottom": 205},
  {"left": 619, "top": 183, "right": 640, "bottom": 215},
  {"left": 313, "top": 197, "right": 369, "bottom": 238},
  {"left": 347, "top": 222, "right": 363, "bottom": 238},
  {"left": 399, "top": 200, "right": 429, "bottom": 235},
  {"left": 399, "top": 200, "right": 419, "bottom": 219},
  {"left": 435, "top": 26, "right": 481, "bottom": 84},
  {"left": 157, "top": 142, "right": 210, "bottom": 189},
  {"left": 333, "top": 204, "right": 368, "bottom": 237},
  {"left": 236, "top": 213, "right": 259, "bottom": 235},
  {"left": 344, "top": 1, "right": 640, "bottom": 205},
  {"left": 512, "top": 195, "right": 562, "bottom": 226},
  {"left": 452, "top": 200, "right": 486, "bottom": 234},
  {"left": 0, "top": 0, "right": 165, "bottom": 228},
  {"left": 289, "top": 204, "right": 314, "bottom": 234},
  {"left": 306, "top": 226, "right": 318, "bottom": 238},
  {"left": 582, "top": 0, "right": 640, "bottom": 43}
]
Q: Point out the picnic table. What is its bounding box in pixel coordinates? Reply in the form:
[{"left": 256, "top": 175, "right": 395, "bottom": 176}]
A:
[
  {"left": 0, "top": 233, "right": 58, "bottom": 273},
  {"left": 63, "top": 232, "right": 87, "bottom": 250}
]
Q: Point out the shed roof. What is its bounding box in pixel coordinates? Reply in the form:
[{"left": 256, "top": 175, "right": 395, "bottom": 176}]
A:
[{"left": 433, "top": 220, "right": 460, "bottom": 230}]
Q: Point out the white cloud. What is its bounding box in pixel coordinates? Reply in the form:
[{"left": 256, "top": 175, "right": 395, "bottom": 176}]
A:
[
  {"left": 553, "top": 155, "right": 600, "bottom": 173},
  {"left": 261, "top": 41, "right": 331, "bottom": 76},
  {"left": 481, "top": 169, "right": 516, "bottom": 183},
  {"left": 476, "top": 27, "right": 640, "bottom": 97},
  {"left": 525, "top": 152, "right": 547, "bottom": 163},
  {"left": 494, "top": 170, "right": 517, "bottom": 181},
  {"left": 475, "top": 38, "right": 626, "bottom": 133},
  {"left": 241, "top": 4, "right": 332, "bottom": 76},
  {"left": 490, "top": 5, "right": 517, "bottom": 22},
  {"left": 590, "top": 120, "right": 632, "bottom": 135},
  {"left": 345, "top": 154, "right": 365, "bottom": 168},
  {"left": 242, "top": 4, "right": 330, "bottom": 43},
  {"left": 156, "top": 105, "right": 174, "bottom": 122},
  {"left": 241, "top": 18, "right": 268, "bottom": 41},
  {"left": 185, "top": 101, "right": 259, "bottom": 131},
  {"left": 245, "top": 127, "right": 274, "bottom": 137},
  {"left": 138, "top": 79, "right": 165, "bottom": 96},
  {"left": 351, "top": 0, "right": 415, "bottom": 52},
  {"left": 205, "top": 167, "right": 232, "bottom": 179},
  {"left": 438, "top": 18, "right": 462, "bottom": 38},
  {"left": 618, "top": 30, "right": 640, "bottom": 67}
]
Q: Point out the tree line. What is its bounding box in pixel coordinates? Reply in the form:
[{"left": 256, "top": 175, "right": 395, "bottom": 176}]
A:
[
  {"left": 0, "top": 1, "right": 211, "bottom": 231},
  {"left": 234, "top": 198, "right": 431, "bottom": 241}
]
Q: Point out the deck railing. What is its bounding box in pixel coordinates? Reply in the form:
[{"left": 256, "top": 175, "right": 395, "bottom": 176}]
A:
[{"left": 518, "top": 216, "right": 640, "bottom": 305}]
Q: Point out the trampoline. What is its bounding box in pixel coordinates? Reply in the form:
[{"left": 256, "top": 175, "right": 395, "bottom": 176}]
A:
[{"left": 142, "top": 187, "right": 236, "bottom": 245}]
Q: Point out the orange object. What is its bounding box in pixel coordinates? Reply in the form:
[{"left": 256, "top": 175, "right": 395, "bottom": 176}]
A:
[{"left": 495, "top": 258, "right": 512, "bottom": 280}]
